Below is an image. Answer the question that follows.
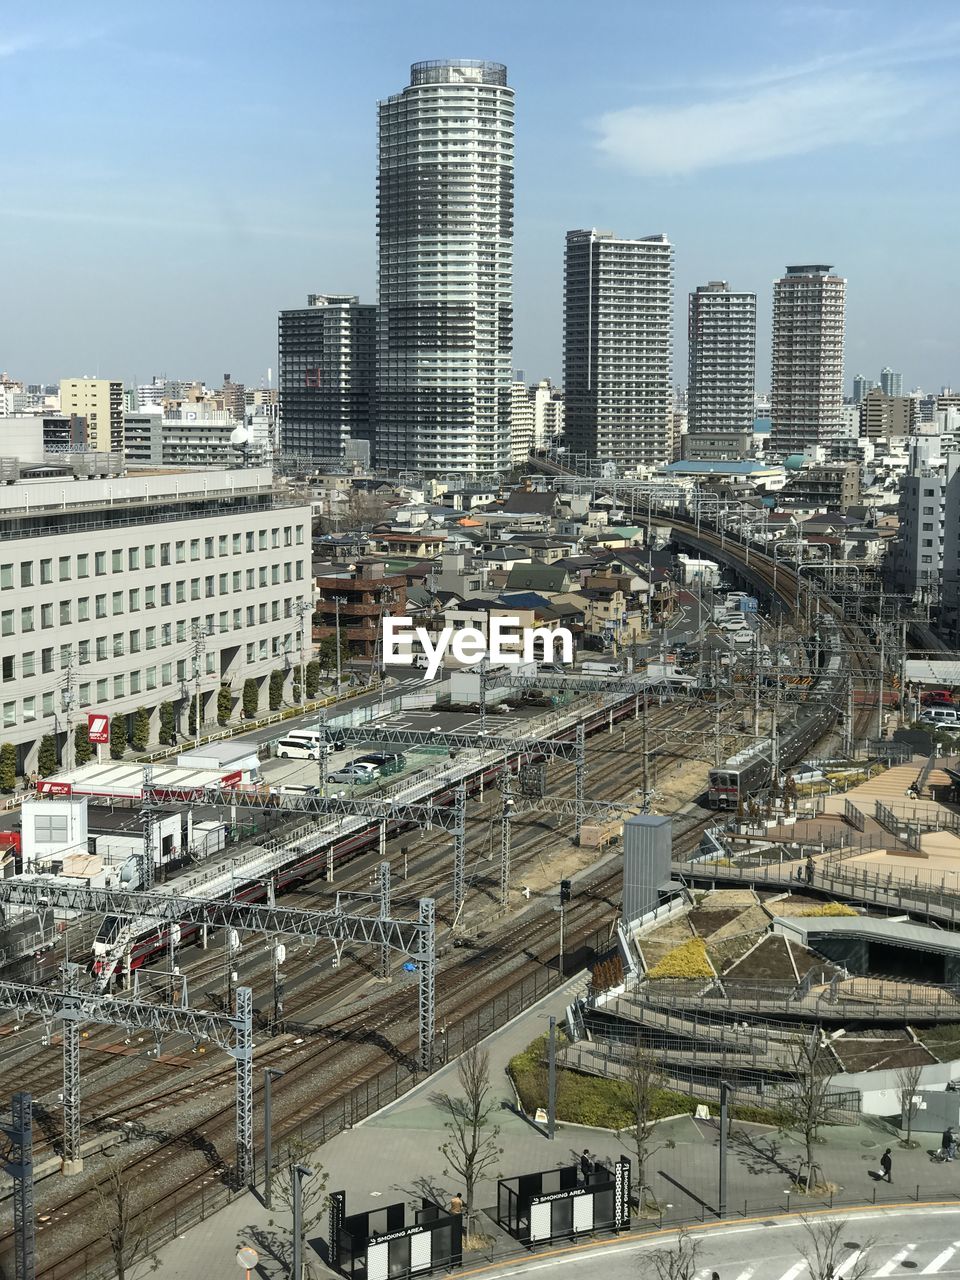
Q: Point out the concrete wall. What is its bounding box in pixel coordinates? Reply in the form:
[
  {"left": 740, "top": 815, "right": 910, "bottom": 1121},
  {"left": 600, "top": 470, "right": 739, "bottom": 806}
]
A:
[{"left": 622, "top": 814, "right": 672, "bottom": 924}]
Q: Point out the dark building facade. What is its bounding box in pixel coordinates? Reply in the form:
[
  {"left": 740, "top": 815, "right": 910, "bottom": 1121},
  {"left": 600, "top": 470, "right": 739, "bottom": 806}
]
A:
[{"left": 278, "top": 294, "right": 376, "bottom": 459}]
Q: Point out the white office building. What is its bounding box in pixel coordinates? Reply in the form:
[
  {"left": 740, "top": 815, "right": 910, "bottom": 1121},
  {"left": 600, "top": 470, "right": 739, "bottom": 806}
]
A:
[
  {"left": 377, "top": 60, "right": 515, "bottom": 474},
  {"left": 687, "top": 281, "right": 756, "bottom": 436},
  {"left": 0, "top": 468, "right": 311, "bottom": 776}
]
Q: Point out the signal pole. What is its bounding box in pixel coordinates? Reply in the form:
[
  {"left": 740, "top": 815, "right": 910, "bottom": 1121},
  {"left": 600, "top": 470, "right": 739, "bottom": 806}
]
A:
[{"left": 293, "top": 598, "right": 311, "bottom": 707}]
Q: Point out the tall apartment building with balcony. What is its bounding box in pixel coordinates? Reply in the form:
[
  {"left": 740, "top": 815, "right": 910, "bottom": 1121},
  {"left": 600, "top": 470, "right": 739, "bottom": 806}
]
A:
[
  {"left": 279, "top": 294, "right": 376, "bottom": 459},
  {"left": 59, "top": 378, "right": 124, "bottom": 453},
  {"left": 769, "top": 265, "right": 846, "bottom": 457},
  {"left": 686, "top": 282, "right": 755, "bottom": 460},
  {"left": 563, "top": 229, "right": 674, "bottom": 468},
  {"left": 0, "top": 468, "right": 311, "bottom": 776},
  {"left": 376, "top": 60, "right": 514, "bottom": 474}
]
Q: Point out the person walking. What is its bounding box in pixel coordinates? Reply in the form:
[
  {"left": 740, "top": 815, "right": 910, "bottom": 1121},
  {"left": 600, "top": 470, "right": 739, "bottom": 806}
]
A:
[
  {"left": 880, "top": 1148, "right": 893, "bottom": 1183},
  {"left": 580, "top": 1149, "right": 593, "bottom": 1180},
  {"left": 943, "top": 1127, "right": 957, "bottom": 1161},
  {"left": 449, "top": 1192, "right": 464, "bottom": 1216}
]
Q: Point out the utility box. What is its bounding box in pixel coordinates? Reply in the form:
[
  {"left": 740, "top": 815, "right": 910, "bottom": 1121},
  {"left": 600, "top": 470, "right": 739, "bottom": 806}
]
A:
[{"left": 622, "top": 814, "right": 672, "bottom": 927}]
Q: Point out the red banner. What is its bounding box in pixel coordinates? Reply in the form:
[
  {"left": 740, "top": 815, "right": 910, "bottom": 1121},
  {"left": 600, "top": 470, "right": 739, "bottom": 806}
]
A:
[
  {"left": 87, "top": 713, "right": 110, "bottom": 744},
  {"left": 39, "top": 781, "right": 73, "bottom": 796},
  {"left": 221, "top": 771, "right": 242, "bottom": 787}
]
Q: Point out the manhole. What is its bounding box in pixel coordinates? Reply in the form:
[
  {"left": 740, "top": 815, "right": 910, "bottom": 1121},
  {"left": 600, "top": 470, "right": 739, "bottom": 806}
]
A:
[
  {"left": 860, "top": 1139, "right": 879, "bottom": 1148},
  {"left": 903, "top": 1263, "right": 918, "bottom": 1270}
]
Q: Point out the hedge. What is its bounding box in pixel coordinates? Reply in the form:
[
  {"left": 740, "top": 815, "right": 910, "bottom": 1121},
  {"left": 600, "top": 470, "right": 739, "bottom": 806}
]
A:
[{"left": 789, "top": 902, "right": 858, "bottom": 917}]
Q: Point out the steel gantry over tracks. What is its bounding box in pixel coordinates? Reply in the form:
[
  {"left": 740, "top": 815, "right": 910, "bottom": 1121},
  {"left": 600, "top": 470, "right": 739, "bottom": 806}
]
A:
[
  {"left": 0, "top": 972, "right": 254, "bottom": 1187},
  {"left": 0, "top": 880, "right": 438, "bottom": 1074}
]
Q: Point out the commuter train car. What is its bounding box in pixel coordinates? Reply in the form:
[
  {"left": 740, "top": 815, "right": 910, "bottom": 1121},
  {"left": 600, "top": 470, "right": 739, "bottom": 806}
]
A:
[{"left": 708, "top": 622, "right": 845, "bottom": 809}]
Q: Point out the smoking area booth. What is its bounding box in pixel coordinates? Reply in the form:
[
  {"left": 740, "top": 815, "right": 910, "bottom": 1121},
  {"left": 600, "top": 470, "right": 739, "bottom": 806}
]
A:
[
  {"left": 496, "top": 1157, "right": 631, "bottom": 1245},
  {"left": 328, "top": 1191, "right": 463, "bottom": 1279}
]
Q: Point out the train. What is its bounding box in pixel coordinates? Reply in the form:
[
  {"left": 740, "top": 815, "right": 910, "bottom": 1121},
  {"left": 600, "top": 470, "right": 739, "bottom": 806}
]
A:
[
  {"left": 707, "top": 622, "right": 846, "bottom": 810},
  {"left": 91, "top": 689, "right": 648, "bottom": 980}
]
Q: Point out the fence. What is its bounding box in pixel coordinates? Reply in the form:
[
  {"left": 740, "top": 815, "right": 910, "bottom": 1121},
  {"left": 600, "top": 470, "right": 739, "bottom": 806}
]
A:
[
  {"left": 33, "top": 927, "right": 611, "bottom": 1280},
  {"left": 843, "top": 797, "right": 866, "bottom": 831}
]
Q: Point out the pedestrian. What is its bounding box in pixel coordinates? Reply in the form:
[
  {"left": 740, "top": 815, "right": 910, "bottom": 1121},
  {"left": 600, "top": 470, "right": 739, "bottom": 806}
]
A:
[
  {"left": 943, "top": 1127, "right": 957, "bottom": 1161},
  {"left": 449, "top": 1192, "right": 464, "bottom": 1216},
  {"left": 805, "top": 856, "right": 815, "bottom": 885},
  {"left": 880, "top": 1148, "right": 892, "bottom": 1182},
  {"left": 580, "top": 1149, "right": 593, "bottom": 1180}
]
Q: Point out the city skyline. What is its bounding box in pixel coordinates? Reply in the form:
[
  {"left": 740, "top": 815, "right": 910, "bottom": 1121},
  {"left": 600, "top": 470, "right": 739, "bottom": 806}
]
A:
[{"left": 0, "top": 1, "right": 958, "bottom": 394}]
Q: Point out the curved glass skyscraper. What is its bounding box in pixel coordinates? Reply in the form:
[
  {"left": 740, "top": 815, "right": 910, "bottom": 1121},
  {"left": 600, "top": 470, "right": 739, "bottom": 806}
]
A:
[{"left": 377, "top": 60, "right": 514, "bottom": 475}]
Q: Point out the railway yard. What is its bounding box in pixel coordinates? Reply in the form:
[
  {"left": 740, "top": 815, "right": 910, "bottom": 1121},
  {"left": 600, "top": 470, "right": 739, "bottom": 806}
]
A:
[{"left": 0, "top": 522, "right": 892, "bottom": 1279}]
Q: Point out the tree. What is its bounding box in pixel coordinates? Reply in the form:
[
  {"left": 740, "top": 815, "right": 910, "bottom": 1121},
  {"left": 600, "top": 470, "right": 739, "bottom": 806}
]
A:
[
  {"left": 648, "top": 1226, "right": 701, "bottom": 1280},
  {"left": 188, "top": 697, "right": 198, "bottom": 738},
  {"left": 268, "top": 668, "right": 285, "bottom": 711},
  {"left": 92, "top": 1162, "right": 159, "bottom": 1280},
  {"left": 436, "top": 1045, "right": 504, "bottom": 1232},
  {"left": 266, "top": 1142, "right": 328, "bottom": 1274},
  {"left": 317, "top": 633, "right": 349, "bottom": 674},
  {"left": 242, "top": 678, "right": 259, "bottom": 720},
  {"left": 620, "top": 1043, "right": 674, "bottom": 1210},
  {"left": 217, "top": 684, "right": 232, "bottom": 726},
  {"left": 304, "top": 660, "right": 321, "bottom": 700},
  {"left": 0, "top": 743, "right": 16, "bottom": 792},
  {"left": 110, "top": 716, "right": 128, "bottom": 760},
  {"left": 159, "top": 701, "right": 177, "bottom": 745},
  {"left": 781, "top": 1030, "right": 836, "bottom": 1190},
  {"left": 74, "top": 723, "right": 93, "bottom": 766},
  {"left": 798, "top": 1215, "right": 874, "bottom": 1280},
  {"left": 131, "top": 707, "right": 150, "bottom": 752},
  {"left": 37, "top": 734, "right": 58, "bottom": 777},
  {"left": 896, "top": 1062, "right": 924, "bottom": 1148}
]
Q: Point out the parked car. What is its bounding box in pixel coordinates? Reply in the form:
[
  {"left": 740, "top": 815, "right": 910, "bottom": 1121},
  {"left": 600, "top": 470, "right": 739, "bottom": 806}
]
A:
[
  {"left": 920, "top": 707, "right": 960, "bottom": 728},
  {"left": 921, "top": 689, "right": 954, "bottom": 707},
  {"left": 285, "top": 729, "right": 345, "bottom": 753},
  {"left": 354, "top": 752, "right": 406, "bottom": 776},
  {"left": 329, "top": 762, "right": 380, "bottom": 784},
  {"left": 275, "top": 738, "right": 321, "bottom": 760}
]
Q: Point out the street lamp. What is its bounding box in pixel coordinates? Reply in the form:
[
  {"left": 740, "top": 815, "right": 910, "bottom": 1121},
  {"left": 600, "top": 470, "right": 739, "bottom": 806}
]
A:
[
  {"left": 292, "top": 1163, "right": 314, "bottom": 1280},
  {"left": 263, "top": 1067, "right": 285, "bottom": 1209}
]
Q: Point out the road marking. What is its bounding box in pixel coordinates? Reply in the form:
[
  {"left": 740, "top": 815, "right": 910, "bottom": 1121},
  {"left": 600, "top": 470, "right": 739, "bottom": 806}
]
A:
[
  {"left": 731, "top": 1269, "right": 755, "bottom": 1280},
  {"left": 923, "top": 1243, "right": 960, "bottom": 1273},
  {"left": 773, "top": 1263, "right": 807, "bottom": 1280},
  {"left": 835, "top": 1250, "right": 864, "bottom": 1278},
  {"left": 875, "top": 1244, "right": 916, "bottom": 1275}
]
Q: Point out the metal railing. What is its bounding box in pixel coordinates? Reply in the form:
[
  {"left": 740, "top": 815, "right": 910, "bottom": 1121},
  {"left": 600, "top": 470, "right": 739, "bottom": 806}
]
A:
[{"left": 843, "top": 797, "right": 866, "bottom": 831}]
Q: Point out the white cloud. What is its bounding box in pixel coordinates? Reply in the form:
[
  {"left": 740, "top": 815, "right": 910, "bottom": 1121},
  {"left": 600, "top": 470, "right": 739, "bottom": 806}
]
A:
[{"left": 595, "top": 39, "right": 954, "bottom": 176}]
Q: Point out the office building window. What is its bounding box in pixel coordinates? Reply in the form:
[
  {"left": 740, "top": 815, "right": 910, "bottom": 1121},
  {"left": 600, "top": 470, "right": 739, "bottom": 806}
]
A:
[
  {"left": 233, "top": 609, "right": 241, "bottom": 629},
  {"left": 112, "top": 592, "right": 124, "bottom": 615},
  {"left": 59, "top": 601, "right": 71, "bottom": 625},
  {"left": 96, "top": 595, "right": 107, "bottom": 619},
  {"left": 191, "top": 579, "right": 201, "bottom": 601},
  {"left": 40, "top": 559, "right": 53, "bottom": 585},
  {"left": 113, "top": 675, "right": 125, "bottom": 697},
  {"left": 161, "top": 623, "right": 171, "bottom": 645},
  {"left": 40, "top": 604, "right": 53, "bottom": 629},
  {"left": 175, "top": 541, "right": 186, "bottom": 563},
  {"left": 3, "top": 702, "right": 16, "bottom": 728},
  {"left": 21, "top": 606, "right": 33, "bottom": 632},
  {"left": 146, "top": 626, "right": 156, "bottom": 649},
  {"left": 77, "top": 598, "right": 89, "bottom": 622},
  {"left": 284, "top": 526, "right": 292, "bottom": 547},
  {"left": 258, "top": 568, "right": 267, "bottom": 588},
  {"left": 96, "top": 679, "right": 108, "bottom": 702},
  {"left": 146, "top": 667, "right": 157, "bottom": 690},
  {"left": 205, "top": 576, "right": 215, "bottom": 598},
  {"left": 1, "top": 657, "right": 12, "bottom": 682},
  {"left": 77, "top": 554, "right": 89, "bottom": 578},
  {"left": 176, "top": 581, "right": 186, "bottom": 604},
  {"left": 22, "top": 653, "right": 34, "bottom": 678},
  {"left": 160, "top": 543, "right": 171, "bottom": 566},
  {"left": 59, "top": 644, "right": 72, "bottom": 669},
  {"left": 95, "top": 551, "right": 107, "bottom": 575},
  {"left": 112, "top": 550, "right": 123, "bottom": 572},
  {"left": 58, "top": 556, "right": 71, "bottom": 582},
  {"left": 16, "top": 563, "right": 30, "bottom": 588},
  {"left": 22, "top": 695, "right": 35, "bottom": 722},
  {"left": 233, "top": 572, "right": 241, "bottom": 591},
  {"left": 78, "top": 640, "right": 90, "bottom": 665},
  {"left": 130, "top": 670, "right": 141, "bottom": 694},
  {"left": 160, "top": 584, "right": 171, "bottom": 606},
  {"left": 79, "top": 683, "right": 90, "bottom": 707},
  {"left": 41, "top": 649, "right": 53, "bottom": 674},
  {"left": 161, "top": 663, "right": 172, "bottom": 685},
  {"left": 42, "top": 692, "right": 54, "bottom": 717},
  {"left": 295, "top": 525, "right": 304, "bottom": 545},
  {"left": 271, "top": 528, "right": 280, "bottom": 549},
  {"left": 190, "top": 539, "right": 200, "bottom": 561},
  {"left": 96, "top": 637, "right": 107, "bottom": 661},
  {"left": 129, "top": 630, "right": 141, "bottom": 653},
  {"left": 113, "top": 633, "right": 124, "bottom": 657},
  {"left": 204, "top": 537, "right": 214, "bottom": 558},
  {"left": 219, "top": 535, "right": 228, "bottom": 555},
  {"left": 128, "top": 547, "right": 140, "bottom": 571},
  {"left": 145, "top": 586, "right": 155, "bottom": 608},
  {"left": 145, "top": 545, "right": 155, "bottom": 568},
  {"left": 129, "top": 589, "right": 140, "bottom": 611},
  {"left": 233, "top": 533, "right": 242, "bottom": 553}
]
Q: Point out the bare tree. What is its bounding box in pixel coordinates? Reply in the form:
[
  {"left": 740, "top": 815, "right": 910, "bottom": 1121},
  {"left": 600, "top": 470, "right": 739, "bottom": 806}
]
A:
[
  {"left": 781, "top": 1029, "right": 836, "bottom": 1190},
  {"left": 267, "top": 1141, "right": 328, "bottom": 1274},
  {"left": 896, "top": 1062, "right": 924, "bottom": 1148},
  {"left": 799, "top": 1215, "right": 874, "bottom": 1280},
  {"left": 620, "top": 1042, "right": 674, "bottom": 1209},
  {"left": 435, "top": 1045, "right": 504, "bottom": 1232},
  {"left": 647, "top": 1226, "right": 701, "bottom": 1280},
  {"left": 92, "top": 1163, "right": 159, "bottom": 1280}
]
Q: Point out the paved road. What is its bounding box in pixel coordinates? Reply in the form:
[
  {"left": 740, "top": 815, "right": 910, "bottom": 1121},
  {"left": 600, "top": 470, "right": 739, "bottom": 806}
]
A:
[{"left": 476, "top": 1206, "right": 960, "bottom": 1278}]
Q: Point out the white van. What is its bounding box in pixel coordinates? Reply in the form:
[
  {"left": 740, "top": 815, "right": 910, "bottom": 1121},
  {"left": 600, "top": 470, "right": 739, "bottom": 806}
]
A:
[
  {"left": 275, "top": 737, "right": 322, "bottom": 760},
  {"left": 285, "top": 728, "right": 343, "bottom": 753},
  {"left": 920, "top": 707, "right": 960, "bottom": 728}
]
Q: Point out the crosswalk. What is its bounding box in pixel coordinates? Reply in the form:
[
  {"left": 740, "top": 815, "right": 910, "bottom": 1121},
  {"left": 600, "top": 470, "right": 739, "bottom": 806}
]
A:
[{"left": 692, "top": 1241, "right": 960, "bottom": 1280}]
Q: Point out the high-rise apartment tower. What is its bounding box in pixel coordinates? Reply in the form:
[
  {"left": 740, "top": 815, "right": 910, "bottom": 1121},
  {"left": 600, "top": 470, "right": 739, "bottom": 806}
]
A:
[
  {"left": 563, "top": 229, "right": 674, "bottom": 467},
  {"left": 687, "top": 281, "right": 756, "bottom": 435},
  {"left": 278, "top": 294, "right": 376, "bottom": 459},
  {"left": 376, "top": 60, "right": 514, "bottom": 474},
  {"left": 769, "top": 265, "right": 845, "bottom": 456}
]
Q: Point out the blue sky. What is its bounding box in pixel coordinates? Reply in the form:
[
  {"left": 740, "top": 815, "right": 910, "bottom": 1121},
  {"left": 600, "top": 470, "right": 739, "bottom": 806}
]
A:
[{"left": 1, "top": 0, "right": 957, "bottom": 395}]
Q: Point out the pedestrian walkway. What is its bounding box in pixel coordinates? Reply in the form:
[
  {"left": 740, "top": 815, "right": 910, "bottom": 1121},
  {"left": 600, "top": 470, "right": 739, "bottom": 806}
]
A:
[{"left": 145, "top": 968, "right": 960, "bottom": 1280}]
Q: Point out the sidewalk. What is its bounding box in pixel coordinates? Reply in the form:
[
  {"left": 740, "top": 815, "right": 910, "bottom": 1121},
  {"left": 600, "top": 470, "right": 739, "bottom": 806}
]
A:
[{"left": 146, "top": 971, "right": 960, "bottom": 1280}]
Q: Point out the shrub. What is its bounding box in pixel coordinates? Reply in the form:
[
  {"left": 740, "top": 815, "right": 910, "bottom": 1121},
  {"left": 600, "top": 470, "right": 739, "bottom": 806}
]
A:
[
  {"left": 131, "top": 707, "right": 150, "bottom": 752},
  {"left": 110, "top": 716, "right": 127, "bottom": 760},
  {"left": 790, "top": 902, "right": 858, "bottom": 917},
  {"left": 217, "top": 685, "right": 232, "bottom": 726},
  {"left": 268, "top": 669, "right": 285, "bottom": 712},
  {"left": 74, "top": 723, "right": 93, "bottom": 766},
  {"left": 305, "top": 660, "right": 320, "bottom": 699},
  {"left": 0, "top": 743, "right": 16, "bottom": 792},
  {"left": 242, "top": 679, "right": 259, "bottom": 719},
  {"left": 37, "top": 734, "right": 58, "bottom": 777},
  {"left": 646, "top": 936, "right": 713, "bottom": 980},
  {"left": 159, "top": 701, "right": 177, "bottom": 745}
]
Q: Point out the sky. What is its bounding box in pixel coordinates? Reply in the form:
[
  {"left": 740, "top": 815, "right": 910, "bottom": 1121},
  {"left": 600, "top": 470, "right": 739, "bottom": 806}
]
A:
[{"left": 1, "top": 0, "right": 958, "bottom": 396}]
